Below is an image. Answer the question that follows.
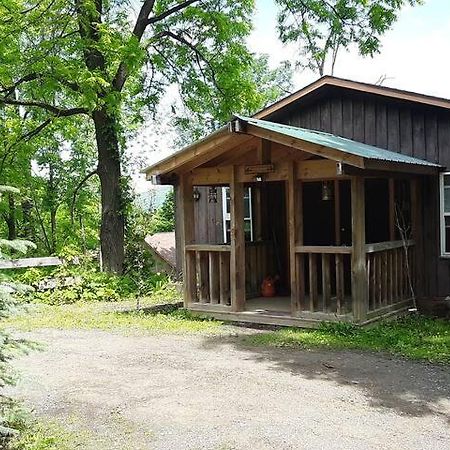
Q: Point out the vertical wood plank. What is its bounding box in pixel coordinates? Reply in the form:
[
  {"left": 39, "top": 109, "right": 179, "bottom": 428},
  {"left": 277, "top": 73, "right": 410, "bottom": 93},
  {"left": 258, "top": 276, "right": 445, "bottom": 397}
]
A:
[
  {"left": 335, "top": 254, "right": 344, "bottom": 314},
  {"left": 353, "top": 99, "right": 365, "bottom": 142},
  {"left": 382, "top": 251, "right": 388, "bottom": 306},
  {"left": 392, "top": 249, "right": 399, "bottom": 302},
  {"left": 369, "top": 253, "right": 376, "bottom": 310},
  {"left": 331, "top": 97, "right": 343, "bottom": 136},
  {"left": 298, "top": 254, "right": 305, "bottom": 309},
  {"left": 389, "top": 178, "right": 396, "bottom": 241},
  {"left": 179, "top": 174, "right": 197, "bottom": 305},
  {"left": 412, "top": 111, "right": 425, "bottom": 159},
  {"left": 351, "top": 177, "right": 368, "bottom": 322},
  {"left": 321, "top": 254, "right": 331, "bottom": 312},
  {"left": 219, "top": 252, "right": 230, "bottom": 305},
  {"left": 376, "top": 102, "right": 388, "bottom": 149},
  {"left": 426, "top": 113, "right": 439, "bottom": 163},
  {"left": 320, "top": 100, "right": 331, "bottom": 132},
  {"left": 230, "top": 166, "right": 246, "bottom": 312},
  {"left": 399, "top": 108, "right": 413, "bottom": 156},
  {"left": 209, "top": 252, "right": 220, "bottom": 304},
  {"left": 342, "top": 98, "right": 353, "bottom": 139},
  {"left": 309, "top": 253, "right": 318, "bottom": 311},
  {"left": 376, "top": 253, "right": 382, "bottom": 308},
  {"left": 387, "top": 106, "right": 400, "bottom": 152},
  {"left": 364, "top": 101, "right": 376, "bottom": 145},
  {"left": 198, "top": 252, "right": 210, "bottom": 303}
]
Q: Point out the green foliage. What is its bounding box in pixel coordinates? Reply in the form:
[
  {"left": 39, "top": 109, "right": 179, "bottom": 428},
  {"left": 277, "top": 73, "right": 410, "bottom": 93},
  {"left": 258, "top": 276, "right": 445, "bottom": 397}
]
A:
[
  {"left": 276, "top": 0, "right": 422, "bottom": 75},
  {"left": 246, "top": 315, "right": 450, "bottom": 363},
  {"left": 148, "top": 190, "right": 175, "bottom": 234},
  {"left": 17, "top": 263, "right": 170, "bottom": 306},
  {"left": 4, "top": 405, "right": 77, "bottom": 450}
]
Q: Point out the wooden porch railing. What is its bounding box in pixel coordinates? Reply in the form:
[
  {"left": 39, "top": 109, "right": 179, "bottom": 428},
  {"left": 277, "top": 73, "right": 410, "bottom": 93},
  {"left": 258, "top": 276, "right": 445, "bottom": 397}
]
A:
[
  {"left": 366, "top": 240, "right": 414, "bottom": 312},
  {"left": 185, "top": 244, "right": 231, "bottom": 306},
  {"left": 295, "top": 246, "right": 353, "bottom": 315}
]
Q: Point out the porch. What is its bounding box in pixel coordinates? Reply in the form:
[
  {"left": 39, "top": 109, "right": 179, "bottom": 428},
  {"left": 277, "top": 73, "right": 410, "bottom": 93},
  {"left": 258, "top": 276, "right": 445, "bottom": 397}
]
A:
[{"left": 150, "top": 116, "right": 441, "bottom": 327}]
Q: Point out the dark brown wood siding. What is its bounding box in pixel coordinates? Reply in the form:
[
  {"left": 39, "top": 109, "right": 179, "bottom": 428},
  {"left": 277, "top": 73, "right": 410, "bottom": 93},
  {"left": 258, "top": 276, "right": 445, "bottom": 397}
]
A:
[
  {"left": 194, "top": 187, "right": 224, "bottom": 244},
  {"left": 271, "top": 89, "right": 450, "bottom": 298}
]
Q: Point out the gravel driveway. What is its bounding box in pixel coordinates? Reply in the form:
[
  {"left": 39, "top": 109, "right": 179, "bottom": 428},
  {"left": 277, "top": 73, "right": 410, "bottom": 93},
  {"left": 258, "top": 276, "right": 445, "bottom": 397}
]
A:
[{"left": 10, "top": 329, "right": 450, "bottom": 450}]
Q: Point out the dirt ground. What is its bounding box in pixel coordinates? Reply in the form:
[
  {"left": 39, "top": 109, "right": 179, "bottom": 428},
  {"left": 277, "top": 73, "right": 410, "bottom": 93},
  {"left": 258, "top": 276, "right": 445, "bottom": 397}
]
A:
[{"left": 10, "top": 328, "right": 450, "bottom": 450}]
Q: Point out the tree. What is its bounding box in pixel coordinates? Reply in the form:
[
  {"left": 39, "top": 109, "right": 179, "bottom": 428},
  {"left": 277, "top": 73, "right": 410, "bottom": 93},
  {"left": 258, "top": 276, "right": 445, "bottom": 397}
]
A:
[
  {"left": 0, "top": 0, "right": 289, "bottom": 273},
  {"left": 276, "top": 0, "right": 421, "bottom": 76}
]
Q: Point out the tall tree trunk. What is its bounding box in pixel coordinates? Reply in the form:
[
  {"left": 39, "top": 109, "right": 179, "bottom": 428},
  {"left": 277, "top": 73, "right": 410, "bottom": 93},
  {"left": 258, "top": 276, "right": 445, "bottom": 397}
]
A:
[{"left": 93, "top": 109, "right": 125, "bottom": 274}]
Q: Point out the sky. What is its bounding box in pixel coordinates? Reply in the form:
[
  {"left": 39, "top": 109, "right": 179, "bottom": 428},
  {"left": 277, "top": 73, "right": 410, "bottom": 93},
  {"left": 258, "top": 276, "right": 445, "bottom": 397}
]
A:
[{"left": 133, "top": 0, "right": 450, "bottom": 192}]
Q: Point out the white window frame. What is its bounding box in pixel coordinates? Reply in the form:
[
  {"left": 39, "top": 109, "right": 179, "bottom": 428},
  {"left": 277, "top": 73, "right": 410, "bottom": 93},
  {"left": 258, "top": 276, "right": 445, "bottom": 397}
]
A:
[
  {"left": 221, "top": 187, "right": 253, "bottom": 244},
  {"left": 440, "top": 172, "right": 450, "bottom": 257}
]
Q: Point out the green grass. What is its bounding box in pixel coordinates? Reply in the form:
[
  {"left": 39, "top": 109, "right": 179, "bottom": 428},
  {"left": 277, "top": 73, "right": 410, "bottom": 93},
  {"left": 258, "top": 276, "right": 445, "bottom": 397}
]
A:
[
  {"left": 245, "top": 316, "right": 450, "bottom": 363},
  {"left": 5, "top": 299, "right": 223, "bottom": 335},
  {"left": 4, "top": 298, "right": 450, "bottom": 363},
  {"left": 9, "top": 420, "right": 79, "bottom": 450}
]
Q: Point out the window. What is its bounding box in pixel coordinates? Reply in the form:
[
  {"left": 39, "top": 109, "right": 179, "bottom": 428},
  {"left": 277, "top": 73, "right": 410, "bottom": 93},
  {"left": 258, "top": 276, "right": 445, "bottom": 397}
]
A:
[
  {"left": 441, "top": 173, "right": 450, "bottom": 256},
  {"left": 222, "top": 187, "right": 253, "bottom": 243}
]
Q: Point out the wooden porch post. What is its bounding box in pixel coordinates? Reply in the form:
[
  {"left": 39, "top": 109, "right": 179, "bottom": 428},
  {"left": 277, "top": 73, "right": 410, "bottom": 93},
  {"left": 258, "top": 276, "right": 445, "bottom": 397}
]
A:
[
  {"left": 288, "top": 162, "right": 303, "bottom": 314},
  {"left": 230, "top": 166, "right": 245, "bottom": 312},
  {"left": 351, "top": 176, "right": 368, "bottom": 322},
  {"left": 179, "top": 174, "right": 196, "bottom": 306}
]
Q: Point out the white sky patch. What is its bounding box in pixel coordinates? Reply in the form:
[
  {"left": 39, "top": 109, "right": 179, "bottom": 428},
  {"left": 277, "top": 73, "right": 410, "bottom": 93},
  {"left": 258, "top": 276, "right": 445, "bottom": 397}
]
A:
[{"left": 130, "top": 0, "right": 450, "bottom": 193}]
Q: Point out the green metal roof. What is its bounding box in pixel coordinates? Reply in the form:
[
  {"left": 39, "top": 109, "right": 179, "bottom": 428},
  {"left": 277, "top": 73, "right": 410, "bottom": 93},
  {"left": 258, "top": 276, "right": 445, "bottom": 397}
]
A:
[{"left": 236, "top": 115, "right": 442, "bottom": 168}]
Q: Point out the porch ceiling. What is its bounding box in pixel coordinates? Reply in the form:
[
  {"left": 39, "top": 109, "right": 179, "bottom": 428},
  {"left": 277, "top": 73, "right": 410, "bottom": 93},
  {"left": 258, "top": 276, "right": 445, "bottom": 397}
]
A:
[{"left": 142, "top": 115, "right": 443, "bottom": 180}]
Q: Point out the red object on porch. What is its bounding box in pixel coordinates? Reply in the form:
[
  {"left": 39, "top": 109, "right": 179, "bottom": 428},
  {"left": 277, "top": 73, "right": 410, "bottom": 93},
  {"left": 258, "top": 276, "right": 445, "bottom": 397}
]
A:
[{"left": 261, "top": 276, "right": 277, "bottom": 297}]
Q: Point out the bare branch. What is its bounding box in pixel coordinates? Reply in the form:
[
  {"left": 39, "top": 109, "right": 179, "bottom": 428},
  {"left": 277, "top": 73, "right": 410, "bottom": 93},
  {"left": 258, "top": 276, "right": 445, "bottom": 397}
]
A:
[
  {"left": 112, "top": 0, "right": 157, "bottom": 91},
  {"left": 71, "top": 169, "right": 99, "bottom": 224},
  {"left": 147, "top": 0, "right": 199, "bottom": 25},
  {"left": 159, "top": 30, "right": 225, "bottom": 96},
  {"left": 0, "top": 97, "right": 87, "bottom": 116}
]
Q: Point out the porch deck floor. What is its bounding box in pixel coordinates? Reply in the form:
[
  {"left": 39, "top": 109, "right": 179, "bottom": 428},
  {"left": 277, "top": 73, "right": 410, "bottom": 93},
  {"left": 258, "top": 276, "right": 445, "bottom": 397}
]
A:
[{"left": 245, "top": 296, "right": 291, "bottom": 315}]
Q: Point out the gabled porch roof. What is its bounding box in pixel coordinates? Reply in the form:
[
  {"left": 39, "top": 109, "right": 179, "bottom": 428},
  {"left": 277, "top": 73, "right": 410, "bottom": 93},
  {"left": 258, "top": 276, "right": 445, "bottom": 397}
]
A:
[{"left": 143, "top": 115, "right": 443, "bottom": 179}]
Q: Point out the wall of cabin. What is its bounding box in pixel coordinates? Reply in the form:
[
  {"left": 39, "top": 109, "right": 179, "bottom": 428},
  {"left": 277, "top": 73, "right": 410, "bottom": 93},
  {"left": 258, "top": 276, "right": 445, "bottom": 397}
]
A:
[{"left": 268, "top": 87, "right": 450, "bottom": 298}]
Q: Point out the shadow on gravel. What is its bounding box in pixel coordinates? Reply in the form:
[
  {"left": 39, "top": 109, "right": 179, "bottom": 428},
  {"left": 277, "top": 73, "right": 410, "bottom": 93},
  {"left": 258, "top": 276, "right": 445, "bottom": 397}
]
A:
[{"left": 200, "top": 334, "right": 450, "bottom": 423}]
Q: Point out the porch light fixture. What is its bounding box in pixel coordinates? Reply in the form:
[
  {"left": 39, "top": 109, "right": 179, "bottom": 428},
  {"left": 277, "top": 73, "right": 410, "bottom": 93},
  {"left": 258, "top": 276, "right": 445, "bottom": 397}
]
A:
[
  {"left": 192, "top": 188, "right": 201, "bottom": 202},
  {"left": 255, "top": 175, "right": 263, "bottom": 182},
  {"left": 208, "top": 186, "right": 218, "bottom": 203},
  {"left": 322, "top": 181, "right": 333, "bottom": 201}
]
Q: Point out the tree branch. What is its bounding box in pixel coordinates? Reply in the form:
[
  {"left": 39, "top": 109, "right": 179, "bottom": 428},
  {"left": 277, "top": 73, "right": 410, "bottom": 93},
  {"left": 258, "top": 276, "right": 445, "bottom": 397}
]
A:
[
  {"left": 112, "top": 0, "right": 156, "bottom": 91},
  {"left": 70, "top": 169, "right": 98, "bottom": 224},
  {"left": 159, "top": 30, "right": 225, "bottom": 96},
  {"left": 147, "top": 0, "right": 199, "bottom": 25},
  {"left": 0, "top": 97, "right": 87, "bottom": 116}
]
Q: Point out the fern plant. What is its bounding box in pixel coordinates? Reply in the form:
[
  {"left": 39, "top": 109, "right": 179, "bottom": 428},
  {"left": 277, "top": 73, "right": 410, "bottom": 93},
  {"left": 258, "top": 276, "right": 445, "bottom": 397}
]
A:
[{"left": 0, "top": 186, "right": 36, "bottom": 445}]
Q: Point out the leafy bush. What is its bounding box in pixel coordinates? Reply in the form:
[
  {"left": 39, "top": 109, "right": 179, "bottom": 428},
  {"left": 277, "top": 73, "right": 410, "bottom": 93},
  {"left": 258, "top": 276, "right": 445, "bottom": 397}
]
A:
[
  {"left": 17, "top": 262, "right": 172, "bottom": 306},
  {"left": 148, "top": 190, "right": 175, "bottom": 234}
]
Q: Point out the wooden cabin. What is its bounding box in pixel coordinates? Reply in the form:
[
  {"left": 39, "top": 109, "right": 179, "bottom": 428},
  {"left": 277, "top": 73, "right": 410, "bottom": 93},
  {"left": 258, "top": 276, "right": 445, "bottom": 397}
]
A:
[{"left": 143, "top": 76, "right": 450, "bottom": 327}]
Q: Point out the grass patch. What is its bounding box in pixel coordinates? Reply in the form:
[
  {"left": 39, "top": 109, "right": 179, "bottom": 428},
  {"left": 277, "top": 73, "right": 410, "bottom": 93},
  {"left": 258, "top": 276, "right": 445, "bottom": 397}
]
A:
[
  {"left": 3, "top": 404, "right": 82, "bottom": 450},
  {"left": 245, "top": 316, "right": 450, "bottom": 363},
  {"left": 9, "top": 420, "right": 79, "bottom": 450},
  {"left": 4, "top": 299, "right": 223, "bottom": 335}
]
